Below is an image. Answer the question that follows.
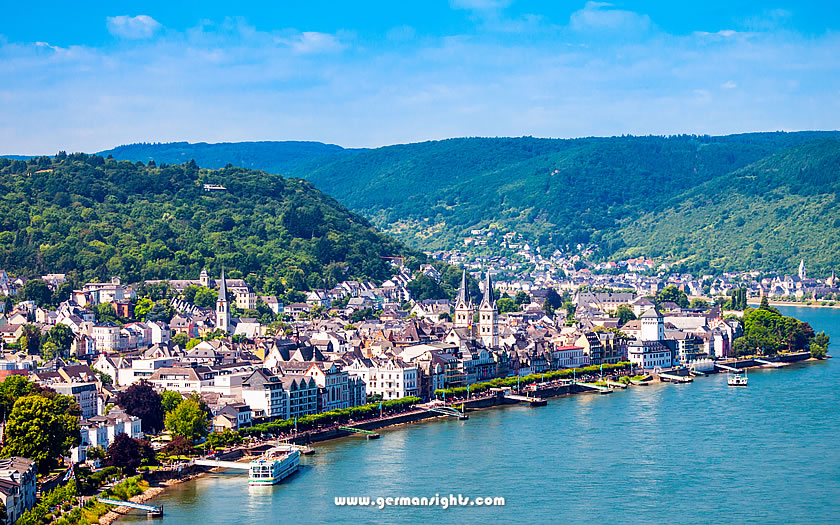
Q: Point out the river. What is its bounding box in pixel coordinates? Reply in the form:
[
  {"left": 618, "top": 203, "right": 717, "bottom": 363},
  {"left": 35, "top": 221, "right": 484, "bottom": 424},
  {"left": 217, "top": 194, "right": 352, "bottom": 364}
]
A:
[{"left": 127, "top": 306, "right": 840, "bottom": 524}]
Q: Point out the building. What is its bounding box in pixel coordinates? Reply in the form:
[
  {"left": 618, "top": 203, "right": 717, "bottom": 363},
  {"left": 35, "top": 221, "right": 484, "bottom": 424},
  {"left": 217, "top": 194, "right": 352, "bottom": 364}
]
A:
[
  {"left": 212, "top": 403, "right": 252, "bottom": 431},
  {"left": 453, "top": 269, "right": 473, "bottom": 329},
  {"left": 628, "top": 308, "right": 675, "bottom": 369},
  {"left": 216, "top": 269, "right": 230, "bottom": 333},
  {"left": 74, "top": 411, "right": 143, "bottom": 463},
  {"left": 53, "top": 382, "right": 98, "bottom": 418},
  {"left": 552, "top": 345, "right": 589, "bottom": 369},
  {"left": 346, "top": 357, "right": 419, "bottom": 400},
  {"left": 91, "top": 321, "right": 121, "bottom": 353},
  {"left": 478, "top": 273, "right": 499, "bottom": 348},
  {"left": 0, "top": 457, "right": 37, "bottom": 524},
  {"left": 303, "top": 362, "right": 366, "bottom": 413},
  {"left": 147, "top": 366, "right": 215, "bottom": 393},
  {"left": 240, "top": 369, "right": 287, "bottom": 419}
]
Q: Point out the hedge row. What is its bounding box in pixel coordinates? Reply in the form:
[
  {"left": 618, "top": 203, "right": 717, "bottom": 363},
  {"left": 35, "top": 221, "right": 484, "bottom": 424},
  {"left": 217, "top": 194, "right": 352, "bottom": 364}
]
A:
[
  {"left": 241, "top": 396, "right": 421, "bottom": 437},
  {"left": 434, "top": 362, "right": 632, "bottom": 397}
]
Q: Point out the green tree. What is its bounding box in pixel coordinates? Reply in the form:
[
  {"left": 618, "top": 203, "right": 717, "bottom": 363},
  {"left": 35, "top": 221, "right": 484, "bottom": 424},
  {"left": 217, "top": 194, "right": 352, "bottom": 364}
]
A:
[
  {"left": 656, "top": 285, "right": 689, "bottom": 308},
  {"left": 134, "top": 298, "right": 154, "bottom": 320},
  {"left": 20, "top": 279, "right": 52, "bottom": 307},
  {"left": 94, "top": 303, "right": 118, "bottom": 323},
  {"left": 615, "top": 305, "right": 636, "bottom": 326},
  {"left": 0, "top": 375, "right": 32, "bottom": 420},
  {"left": 406, "top": 273, "right": 447, "bottom": 301},
  {"left": 164, "top": 399, "right": 209, "bottom": 442},
  {"left": 17, "top": 325, "right": 42, "bottom": 355},
  {"left": 1, "top": 394, "right": 81, "bottom": 471},
  {"left": 171, "top": 332, "right": 189, "bottom": 348},
  {"left": 496, "top": 297, "right": 519, "bottom": 314},
  {"left": 514, "top": 291, "right": 530, "bottom": 306},
  {"left": 193, "top": 287, "right": 217, "bottom": 308},
  {"left": 116, "top": 382, "right": 164, "bottom": 434},
  {"left": 40, "top": 341, "right": 60, "bottom": 361},
  {"left": 160, "top": 390, "right": 183, "bottom": 414},
  {"left": 47, "top": 324, "right": 74, "bottom": 353}
]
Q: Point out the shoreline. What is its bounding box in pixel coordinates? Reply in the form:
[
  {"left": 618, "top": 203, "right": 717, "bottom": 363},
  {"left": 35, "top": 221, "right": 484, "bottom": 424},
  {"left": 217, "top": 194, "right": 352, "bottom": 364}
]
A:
[
  {"left": 748, "top": 300, "right": 840, "bottom": 309},
  {"left": 111, "top": 356, "right": 822, "bottom": 522}
]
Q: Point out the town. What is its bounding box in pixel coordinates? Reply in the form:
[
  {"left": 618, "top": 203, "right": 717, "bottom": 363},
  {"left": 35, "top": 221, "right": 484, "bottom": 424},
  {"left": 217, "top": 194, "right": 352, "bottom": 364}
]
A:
[{"left": 0, "top": 255, "right": 829, "bottom": 522}]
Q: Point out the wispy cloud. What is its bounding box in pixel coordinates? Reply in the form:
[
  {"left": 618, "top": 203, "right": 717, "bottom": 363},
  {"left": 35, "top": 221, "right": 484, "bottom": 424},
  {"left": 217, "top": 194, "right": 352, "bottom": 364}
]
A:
[
  {"left": 106, "top": 15, "right": 162, "bottom": 40},
  {"left": 1, "top": 5, "right": 839, "bottom": 154},
  {"left": 569, "top": 2, "right": 653, "bottom": 34},
  {"left": 450, "top": 0, "right": 511, "bottom": 11}
]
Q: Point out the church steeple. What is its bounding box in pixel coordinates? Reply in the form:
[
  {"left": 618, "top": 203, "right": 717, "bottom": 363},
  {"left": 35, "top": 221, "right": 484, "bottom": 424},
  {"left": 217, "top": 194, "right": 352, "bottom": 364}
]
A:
[
  {"left": 454, "top": 269, "right": 473, "bottom": 329},
  {"left": 799, "top": 259, "right": 806, "bottom": 280},
  {"left": 216, "top": 268, "right": 230, "bottom": 333},
  {"left": 478, "top": 272, "right": 498, "bottom": 348}
]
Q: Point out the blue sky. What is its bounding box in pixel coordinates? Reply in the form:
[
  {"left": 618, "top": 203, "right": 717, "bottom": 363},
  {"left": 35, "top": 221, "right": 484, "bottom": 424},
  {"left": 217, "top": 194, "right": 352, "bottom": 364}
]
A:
[{"left": 2, "top": 1, "right": 839, "bottom": 154}]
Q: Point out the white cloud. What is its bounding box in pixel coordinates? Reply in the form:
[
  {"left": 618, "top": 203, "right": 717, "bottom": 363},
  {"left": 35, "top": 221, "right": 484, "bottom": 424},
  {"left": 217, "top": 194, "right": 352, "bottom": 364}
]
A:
[
  {"left": 570, "top": 2, "right": 652, "bottom": 33},
  {"left": 721, "top": 80, "right": 737, "bottom": 89},
  {"left": 279, "top": 31, "right": 346, "bottom": 54},
  {"left": 450, "top": 0, "right": 511, "bottom": 10},
  {"left": 106, "top": 15, "right": 161, "bottom": 40}
]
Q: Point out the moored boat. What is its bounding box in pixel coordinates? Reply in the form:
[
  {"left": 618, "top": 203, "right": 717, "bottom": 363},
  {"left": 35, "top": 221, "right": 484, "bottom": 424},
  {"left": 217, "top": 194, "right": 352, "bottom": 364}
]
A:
[
  {"left": 249, "top": 446, "right": 301, "bottom": 486},
  {"left": 728, "top": 370, "right": 748, "bottom": 387}
]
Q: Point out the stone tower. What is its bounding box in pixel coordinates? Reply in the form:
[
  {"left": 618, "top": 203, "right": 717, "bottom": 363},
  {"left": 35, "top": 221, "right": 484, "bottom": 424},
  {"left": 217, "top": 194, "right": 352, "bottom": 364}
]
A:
[
  {"left": 216, "top": 268, "right": 230, "bottom": 333},
  {"left": 640, "top": 308, "right": 664, "bottom": 342},
  {"left": 454, "top": 269, "right": 473, "bottom": 329},
  {"left": 799, "top": 259, "right": 806, "bottom": 280},
  {"left": 199, "top": 268, "right": 210, "bottom": 288},
  {"left": 478, "top": 272, "right": 498, "bottom": 348}
]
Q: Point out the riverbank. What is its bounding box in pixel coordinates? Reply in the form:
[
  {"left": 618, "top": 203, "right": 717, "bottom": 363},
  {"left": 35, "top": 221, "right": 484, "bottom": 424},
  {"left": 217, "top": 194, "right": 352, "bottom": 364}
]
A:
[
  {"left": 102, "top": 466, "right": 210, "bottom": 524},
  {"left": 113, "top": 354, "right": 818, "bottom": 522},
  {"left": 748, "top": 300, "right": 840, "bottom": 309}
]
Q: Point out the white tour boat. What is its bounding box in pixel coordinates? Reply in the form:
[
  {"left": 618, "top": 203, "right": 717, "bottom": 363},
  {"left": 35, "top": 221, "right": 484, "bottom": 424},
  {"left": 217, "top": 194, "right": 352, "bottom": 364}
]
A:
[
  {"left": 727, "top": 370, "right": 748, "bottom": 387},
  {"left": 248, "top": 446, "right": 301, "bottom": 486}
]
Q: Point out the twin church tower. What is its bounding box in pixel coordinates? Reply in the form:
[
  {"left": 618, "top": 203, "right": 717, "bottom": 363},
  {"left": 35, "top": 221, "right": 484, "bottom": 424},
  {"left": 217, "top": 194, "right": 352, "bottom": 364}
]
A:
[{"left": 454, "top": 269, "right": 499, "bottom": 348}]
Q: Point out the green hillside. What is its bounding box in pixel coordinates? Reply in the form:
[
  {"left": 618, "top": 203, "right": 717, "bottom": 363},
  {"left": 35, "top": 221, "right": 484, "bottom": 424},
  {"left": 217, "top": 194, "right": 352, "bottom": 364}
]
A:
[
  {"left": 0, "top": 154, "right": 412, "bottom": 291},
  {"left": 613, "top": 139, "right": 840, "bottom": 275},
  {"left": 98, "top": 141, "right": 357, "bottom": 174},
  {"left": 290, "top": 132, "right": 840, "bottom": 255}
]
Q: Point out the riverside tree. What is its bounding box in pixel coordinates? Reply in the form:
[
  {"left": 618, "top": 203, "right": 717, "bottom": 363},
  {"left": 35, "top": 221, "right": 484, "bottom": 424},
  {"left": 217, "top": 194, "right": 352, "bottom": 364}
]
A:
[
  {"left": 1, "top": 393, "right": 81, "bottom": 471},
  {"left": 165, "top": 399, "right": 209, "bottom": 442},
  {"left": 116, "top": 381, "right": 164, "bottom": 433}
]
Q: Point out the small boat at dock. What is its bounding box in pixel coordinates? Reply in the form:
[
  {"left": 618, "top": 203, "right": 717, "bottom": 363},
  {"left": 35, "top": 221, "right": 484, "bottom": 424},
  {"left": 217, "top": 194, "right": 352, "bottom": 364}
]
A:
[{"left": 728, "top": 370, "right": 748, "bottom": 387}]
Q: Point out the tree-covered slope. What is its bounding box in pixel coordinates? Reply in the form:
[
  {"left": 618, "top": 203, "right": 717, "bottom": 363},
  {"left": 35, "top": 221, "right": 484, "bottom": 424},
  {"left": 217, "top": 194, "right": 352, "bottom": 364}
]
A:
[
  {"left": 612, "top": 139, "right": 840, "bottom": 275},
  {"left": 0, "top": 154, "right": 412, "bottom": 290},
  {"left": 98, "top": 141, "right": 357, "bottom": 174},
  {"left": 291, "top": 132, "right": 840, "bottom": 252}
]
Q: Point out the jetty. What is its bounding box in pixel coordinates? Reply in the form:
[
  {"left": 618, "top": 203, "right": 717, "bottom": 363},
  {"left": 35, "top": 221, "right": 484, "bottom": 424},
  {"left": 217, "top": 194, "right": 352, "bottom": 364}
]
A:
[
  {"left": 714, "top": 363, "right": 741, "bottom": 373},
  {"left": 604, "top": 380, "right": 628, "bottom": 389},
  {"left": 659, "top": 373, "right": 693, "bottom": 383},
  {"left": 420, "top": 404, "right": 469, "bottom": 419},
  {"left": 503, "top": 392, "right": 548, "bottom": 406},
  {"left": 339, "top": 426, "right": 381, "bottom": 439},
  {"left": 97, "top": 497, "right": 163, "bottom": 517},
  {"left": 193, "top": 459, "right": 250, "bottom": 469},
  {"left": 754, "top": 358, "right": 788, "bottom": 368},
  {"left": 572, "top": 381, "right": 612, "bottom": 394}
]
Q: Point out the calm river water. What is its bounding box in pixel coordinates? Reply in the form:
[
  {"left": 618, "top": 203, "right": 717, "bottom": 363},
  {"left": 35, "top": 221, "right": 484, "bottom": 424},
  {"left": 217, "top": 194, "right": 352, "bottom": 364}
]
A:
[{"left": 128, "top": 306, "right": 840, "bottom": 524}]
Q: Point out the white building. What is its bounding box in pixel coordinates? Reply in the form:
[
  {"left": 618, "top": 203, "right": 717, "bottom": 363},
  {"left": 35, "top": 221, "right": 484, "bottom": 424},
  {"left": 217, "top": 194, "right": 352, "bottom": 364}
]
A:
[
  {"left": 91, "top": 322, "right": 121, "bottom": 353},
  {"left": 73, "top": 411, "right": 143, "bottom": 463},
  {"left": 346, "top": 357, "right": 419, "bottom": 400},
  {"left": 53, "top": 382, "right": 98, "bottom": 419},
  {"left": 147, "top": 366, "right": 215, "bottom": 393},
  {"left": 0, "top": 457, "right": 37, "bottom": 524}
]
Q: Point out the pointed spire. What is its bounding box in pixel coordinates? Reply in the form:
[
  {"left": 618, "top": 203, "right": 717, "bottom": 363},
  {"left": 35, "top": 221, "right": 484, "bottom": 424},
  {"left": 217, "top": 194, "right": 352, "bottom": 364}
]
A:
[
  {"left": 218, "top": 267, "right": 228, "bottom": 303},
  {"left": 480, "top": 272, "right": 495, "bottom": 308},
  {"left": 456, "top": 269, "right": 469, "bottom": 305}
]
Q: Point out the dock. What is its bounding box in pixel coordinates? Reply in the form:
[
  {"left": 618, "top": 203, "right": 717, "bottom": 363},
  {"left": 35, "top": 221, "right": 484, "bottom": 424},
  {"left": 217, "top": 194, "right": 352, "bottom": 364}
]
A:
[
  {"left": 659, "top": 373, "right": 693, "bottom": 383},
  {"left": 193, "top": 459, "right": 250, "bottom": 469},
  {"left": 339, "top": 426, "right": 382, "bottom": 439},
  {"left": 714, "top": 363, "right": 741, "bottom": 373},
  {"left": 420, "top": 405, "right": 469, "bottom": 419},
  {"left": 572, "top": 381, "right": 613, "bottom": 394},
  {"left": 503, "top": 392, "right": 548, "bottom": 406},
  {"left": 754, "top": 358, "right": 788, "bottom": 368},
  {"left": 97, "top": 497, "right": 163, "bottom": 517},
  {"left": 604, "top": 380, "right": 628, "bottom": 389}
]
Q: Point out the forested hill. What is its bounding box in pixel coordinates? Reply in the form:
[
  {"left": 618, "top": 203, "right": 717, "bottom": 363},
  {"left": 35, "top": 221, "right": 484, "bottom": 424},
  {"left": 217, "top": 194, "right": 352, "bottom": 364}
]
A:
[
  {"left": 289, "top": 131, "right": 840, "bottom": 258},
  {"left": 0, "top": 153, "right": 414, "bottom": 290},
  {"left": 614, "top": 139, "right": 840, "bottom": 275},
  {"left": 98, "top": 141, "right": 358, "bottom": 174}
]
